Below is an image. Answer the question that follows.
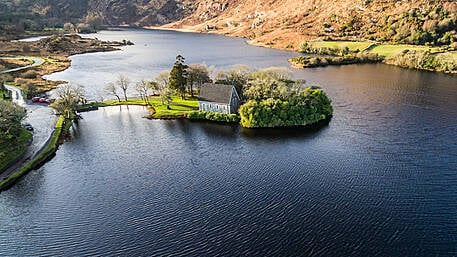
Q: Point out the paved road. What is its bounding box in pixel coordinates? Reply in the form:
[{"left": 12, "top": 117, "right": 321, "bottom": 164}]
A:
[
  {"left": 1, "top": 59, "right": 57, "bottom": 182},
  {"left": 0, "top": 57, "right": 44, "bottom": 74}
]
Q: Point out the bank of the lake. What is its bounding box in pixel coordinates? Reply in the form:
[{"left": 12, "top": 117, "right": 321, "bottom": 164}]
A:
[
  {"left": 0, "top": 34, "right": 132, "bottom": 97},
  {"left": 0, "top": 116, "right": 69, "bottom": 191},
  {"left": 289, "top": 41, "right": 457, "bottom": 73},
  {"left": 1, "top": 29, "right": 456, "bottom": 256},
  {"left": 147, "top": 26, "right": 457, "bottom": 74},
  {"left": 92, "top": 96, "right": 198, "bottom": 119}
]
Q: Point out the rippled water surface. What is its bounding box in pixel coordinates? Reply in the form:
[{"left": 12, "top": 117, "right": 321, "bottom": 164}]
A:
[{"left": 1, "top": 28, "right": 457, "bottom": 256}]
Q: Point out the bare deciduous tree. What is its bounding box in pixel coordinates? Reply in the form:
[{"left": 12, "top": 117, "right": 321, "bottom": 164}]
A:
[
  {"left": 50, "top": 83, "right": 85, "bottom": 119},
  {"left": 135, "top": 79, "right": 152, "bottom": 105},
  {"left": 148, "top": 81, "right": 159, "bottom": 96},
  {"left": 155, "top": 70, "right": 170, "bottom": 91},
  {"left": 160, "top": 87, "right": 173, "bottom": 110},
  {"left": 104, "top": 82, "right": 121, "bottom": 102},
  {"left": 117, "top": 74, "right": 130, "bottom": 101}
]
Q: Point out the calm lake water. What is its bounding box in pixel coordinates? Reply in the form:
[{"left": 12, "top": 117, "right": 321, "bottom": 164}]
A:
[{"left": 2, "top": 28, "right": 457, "bottom": 256}]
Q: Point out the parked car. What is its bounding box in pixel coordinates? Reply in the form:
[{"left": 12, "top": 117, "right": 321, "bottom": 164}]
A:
[
  {"left": 23, "top": 123, "right": 33, "bottom": 131},
  {"left": 39, "top": 98, "right": 50, "bottom": 104},
  {"left": 31, "top": 97, "right": 40, "bottom": 102}
]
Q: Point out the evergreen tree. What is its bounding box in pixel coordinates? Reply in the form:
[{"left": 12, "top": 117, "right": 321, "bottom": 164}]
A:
[{"left": 168, "top": 55, "right": 188, "bottom": 99}]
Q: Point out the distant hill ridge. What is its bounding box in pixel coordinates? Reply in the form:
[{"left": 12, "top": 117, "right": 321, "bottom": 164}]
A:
[{"left": 1, "top": 0, "right": 456, "bottom": 49}]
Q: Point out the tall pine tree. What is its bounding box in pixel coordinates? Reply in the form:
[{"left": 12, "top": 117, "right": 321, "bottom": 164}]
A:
[{"left": 168, "top": 55, "right": 188, "bottom": 99}]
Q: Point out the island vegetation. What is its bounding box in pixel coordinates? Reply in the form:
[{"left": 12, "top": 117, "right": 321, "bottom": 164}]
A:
[
  {"left": 290, "top": 40, "right": 457, "bottom": 73},
  {"left": 89, "top": 56, "right": 333, "bottom": 128},
  {"left": 239, "top": 87, "right": 333, "bottom": 128},
  {"left": 1, "top": 52, "right": 333, "bottom": 189},
  {"left": 237, "top": 68, "right": 332, "bottom": 128}
]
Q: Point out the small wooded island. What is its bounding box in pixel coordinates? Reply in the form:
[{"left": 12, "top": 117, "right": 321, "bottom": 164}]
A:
[
  {"left": 189, "top": 57, "right": 333, "bottom": 128},
  {"left": 90, "top": 55, "right": 333, "bottom": 129}
]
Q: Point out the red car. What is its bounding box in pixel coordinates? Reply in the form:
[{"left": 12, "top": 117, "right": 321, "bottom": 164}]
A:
[
  {"left": 38, "top": 98, "right": 49, "bottom": 104},
  {"left": 31, "top": 97, "right": 40, "bottom": 102}
]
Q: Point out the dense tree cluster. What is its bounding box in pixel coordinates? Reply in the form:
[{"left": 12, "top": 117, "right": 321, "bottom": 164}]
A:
[
  {"left": 0, "top": 100, "right": 27, "bottom": 144},
  {"left": 239, "top": 87, "right": 333, "bottom": 128},
  {"left": 290, "top": 53, "right": 383, "bottom": 68},
  {"left": 236, "top": 68, "right": 333, "bottom": 128},
  {"left": 377, "top": 6, "right": 457, "bottom": 46},
  {"left": 386, "top": 50, "right": 457, "bottom": 73}
]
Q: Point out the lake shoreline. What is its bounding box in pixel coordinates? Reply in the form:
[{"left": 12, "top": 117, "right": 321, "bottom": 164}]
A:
[
  {"left": 289, "top": 41, "right": 457, "bottom": 74},
  {"left": 0, "top": 116, "right": 69, "bottom": 191},
  {"left": 0, "top": 34, "right": 131, "bottom": 96},
  {"left": 146, "top": 26, "right": 457, "bottom": 74},
  {"left": 1, "top": 26, "right": 456, "bottom": 256},
  {"left": 144, "top": 25, "right": 296, "bottom": 52}
]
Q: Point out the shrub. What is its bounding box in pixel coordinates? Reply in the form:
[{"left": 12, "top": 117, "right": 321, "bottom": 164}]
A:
[
  {"left": 239, "top": 87, "right": 333, "bottom": 128},
  {"left": 289, "top": 53, "right": 382, "bottom": 68},
  {"left": 187, "top": 111, "right": 240, "bottom": 123},
  {"left": 386, "top": 50, "right": 457, "bottom": 73}
]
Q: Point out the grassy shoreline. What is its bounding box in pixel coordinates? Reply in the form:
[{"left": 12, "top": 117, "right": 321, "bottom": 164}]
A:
[
  {"left": 0, "top": 116, "right": 69, "bottom": 191},
  {"left": 290, "top": 41, "right": 457, "bottom": 73},
  {"left": 90, "top": 96, "right": 199, "bottom": 119}
]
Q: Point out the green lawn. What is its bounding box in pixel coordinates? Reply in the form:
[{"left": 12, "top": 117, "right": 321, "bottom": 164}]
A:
[
  {"left": 96, "top": 96, "right": 199, "bottom": 119},
  {"left": 0, "top": 128, "right": 32, "bottom": 172},
  {"left": 301, "top": 41, "right": 457, "bottom": 67},
  {"left": 369, "top": 44, "right": 438, "bottom": 57},
  {"left": 308, "top": 41, "right": 374, "bottom": 51}
]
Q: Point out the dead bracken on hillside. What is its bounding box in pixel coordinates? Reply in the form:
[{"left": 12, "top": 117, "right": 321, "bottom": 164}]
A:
[
  {"left": 1, "top": 0, "right": 456, "bottom": 50},
  {"left": 163, "top": 0, "right": 457, "bottom": 50}
]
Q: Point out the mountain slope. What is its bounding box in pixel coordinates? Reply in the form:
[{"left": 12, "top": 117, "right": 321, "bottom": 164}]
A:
[
  {"left": 163, "top": 0, "right": 457, "bottom": 49},
  {"left": 1, "top": 0, "right": 456, "bottom": 50}
]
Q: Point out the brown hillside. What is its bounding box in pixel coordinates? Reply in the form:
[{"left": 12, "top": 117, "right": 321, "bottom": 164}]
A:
[
  {"left": 162, "top": 0, "right": 457, "bottom": 50},
  {"left": 1, "top": 0, "right": 455, "bottom": 50}
]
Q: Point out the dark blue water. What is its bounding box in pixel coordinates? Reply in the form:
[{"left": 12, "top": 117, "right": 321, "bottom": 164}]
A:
[{"left": 1, "top": 28, "right": 457, "bottom": 256}]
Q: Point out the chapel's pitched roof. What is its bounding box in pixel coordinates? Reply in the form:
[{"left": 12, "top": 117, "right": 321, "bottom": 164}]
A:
[{"left": 198, "top": 83, "right": 234, "bottom": 104}]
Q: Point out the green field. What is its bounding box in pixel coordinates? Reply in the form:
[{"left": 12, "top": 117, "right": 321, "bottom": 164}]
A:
[
  {"left": 307, "top": 41, "right": 374, "bottom": 52},
  {"left": 369, "top": 44, "right": 437, "bottom": 57},
  {"left": 97, "top": 96, "right": 199, "bottom": 119},
  {"left": 300, "top": 41, "right": 457, "bottom": 72},
  {"left": 306, "top": 41, "right": 450, "bottom": 57}
]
